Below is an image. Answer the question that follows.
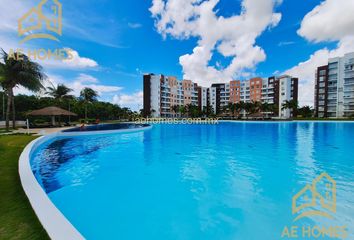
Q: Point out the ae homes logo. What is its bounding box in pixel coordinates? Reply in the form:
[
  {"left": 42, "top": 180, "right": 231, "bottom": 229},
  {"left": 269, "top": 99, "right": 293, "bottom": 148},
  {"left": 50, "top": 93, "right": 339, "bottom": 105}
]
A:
[
  {"left": 8, "top": 0, "right": 73, "bottom": 61},
  {"left": 281, "top": 173, "right": 348, "bottom": 239}
]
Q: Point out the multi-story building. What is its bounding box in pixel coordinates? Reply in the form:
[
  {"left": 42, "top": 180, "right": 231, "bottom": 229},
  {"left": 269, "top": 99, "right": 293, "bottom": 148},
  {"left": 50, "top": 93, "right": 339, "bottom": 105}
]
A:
[
  {"left": 314, "top": 52, "right": 354, "bottom": 118},
  {"left": 143, "top": 74, "right": 199, "bottom": 117},
  {"left": 143, "top": 74, "right": 298, "bottom": 118}
]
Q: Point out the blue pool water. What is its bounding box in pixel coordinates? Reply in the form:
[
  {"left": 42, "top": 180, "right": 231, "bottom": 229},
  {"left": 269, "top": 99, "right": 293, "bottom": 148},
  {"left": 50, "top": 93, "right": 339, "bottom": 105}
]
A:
[{"left": 31, "top": 122, "right": 354, "bottom": 239}]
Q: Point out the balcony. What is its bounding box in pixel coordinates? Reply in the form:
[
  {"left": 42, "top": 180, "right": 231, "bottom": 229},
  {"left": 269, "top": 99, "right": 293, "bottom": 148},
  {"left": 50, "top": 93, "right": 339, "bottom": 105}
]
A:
[{"left": 344, "top": 88, "right": 354, "bottom": 93}]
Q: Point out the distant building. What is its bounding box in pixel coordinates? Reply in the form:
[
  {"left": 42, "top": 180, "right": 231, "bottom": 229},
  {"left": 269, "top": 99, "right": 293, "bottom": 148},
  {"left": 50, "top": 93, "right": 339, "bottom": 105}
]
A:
[
  {"left": 143, "top": 74, "right": 298, "bottom": 118},
  {"left": 143, "top": 74, "right": 199, "bottom": 117},
  {"left": 314, "top": 52, "right": 354, "bottom": 118}
]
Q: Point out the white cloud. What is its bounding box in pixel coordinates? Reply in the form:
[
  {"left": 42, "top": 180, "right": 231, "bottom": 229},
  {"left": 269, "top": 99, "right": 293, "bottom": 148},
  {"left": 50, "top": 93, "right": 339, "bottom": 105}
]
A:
[
  {"left": 45, "top": 74, "right": 122, "bottom": 97},
  {"left": 112, "top": 91, "right": 143, "bottom": 110},
  {"left": 284, "top": 0, "right": 354, "bottom": 107},
  {"left": 62, "top": 48, "right": 98, "bottom": 68},
  {"left": 150, "top": 0, "right": 282, "bottom": 86},
  {"left": 128, "top": 22, "right": 143, "bottom": 29},
  {"left": 42, "top": 48, "right": 98, "bottom": 70},
  {"left": 69, "top": 75, "right": 121, "bottom": 97},
  {"left": 298, "top": 0, "right": 354, "bottom": 42},
  {"left": 76, "top": 73, "right": 99, "bottom": 83}
]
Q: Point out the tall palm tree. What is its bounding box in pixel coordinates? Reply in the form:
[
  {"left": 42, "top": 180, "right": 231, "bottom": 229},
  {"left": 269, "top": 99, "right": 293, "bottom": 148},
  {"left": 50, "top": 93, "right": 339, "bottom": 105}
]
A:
[
  {"left": 261, "top": 102, "right": 275, "bottom": 118},
  {"left": 243, "top": 102, "right": 253, "bottom": 118},
  {"left": 46, "top": 84, "right": 73, "bottom": 101},
  {"left": 238, "top": 101, "right": 246, "bottom": 118},
  {"left": 282, "top": 100, "right": 298, "bottom": 118},
  {"left": 282, "top": 100, "right": 298, "bottom": 112},
  {"left": 0, "top": 49, "right": 46, "bottom": 130},
  {"left": 252, "top": 101, "right": 262, "bottom": 113},
  {"left": 80, "top": 87, "right": 98, "bottom": 121},
  {"left": 47, "top": 84, "right": 74, "bottom": 124},
  {"left": 171, "top": 105, "right": 179, "bottom": 117},
  {"left": 227, "top": 102, "right": 234, "bottom": 117},
  {"left": 178, "top": 105, "right": 186, "bottom": 117},
  {"left": 203, "top": 104, "right": 213, "bottom": 117}
]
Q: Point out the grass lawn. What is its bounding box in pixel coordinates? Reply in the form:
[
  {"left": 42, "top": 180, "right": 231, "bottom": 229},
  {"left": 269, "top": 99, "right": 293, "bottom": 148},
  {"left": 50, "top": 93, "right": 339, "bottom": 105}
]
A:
[{"left": 0, "top": 135, "right": 49, "bottom": 240}]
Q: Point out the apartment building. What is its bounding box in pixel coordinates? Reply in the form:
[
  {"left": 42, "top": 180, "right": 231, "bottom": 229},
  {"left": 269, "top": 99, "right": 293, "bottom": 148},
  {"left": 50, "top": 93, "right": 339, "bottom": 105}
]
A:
[
  {"left": 314, "top": 52, "right": 354, "bottom": 118},
  {"left": 143, "top": 74, "right": 298, "bottom": 118},
  {"left": 143, "top": 74, "right": 199, "bottom": 117}
]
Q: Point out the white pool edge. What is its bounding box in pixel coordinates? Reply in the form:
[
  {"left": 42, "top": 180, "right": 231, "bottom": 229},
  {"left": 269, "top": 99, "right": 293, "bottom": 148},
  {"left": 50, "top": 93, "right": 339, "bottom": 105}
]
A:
[
  {"left": 18, "top": 125, "right": 153, "bottom": 240},
  {"left": 19, "top": 136, "right": 85, "bottom": 240},
  {"left": 58, "top": 124, "right": 152, "bottom": 136}
]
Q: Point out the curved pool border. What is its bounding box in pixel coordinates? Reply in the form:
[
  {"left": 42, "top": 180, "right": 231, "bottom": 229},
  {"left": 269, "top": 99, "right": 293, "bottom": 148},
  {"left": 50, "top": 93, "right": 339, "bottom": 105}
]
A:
[
  {"left": 59, "top": 123, "right": 152, "bottom": 136},
  {"left": 19, "top": 124, "right": 152, "bottom": 240},
  {"left": 19, "top": 135, "right": 85, "bottom": 240}
]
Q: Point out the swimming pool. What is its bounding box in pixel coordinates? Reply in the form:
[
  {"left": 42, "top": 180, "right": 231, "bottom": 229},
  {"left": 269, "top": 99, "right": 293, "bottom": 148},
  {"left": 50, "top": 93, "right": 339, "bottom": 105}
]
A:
[{"left": 29, "top": 122, "right": 354, "bottom": 239}]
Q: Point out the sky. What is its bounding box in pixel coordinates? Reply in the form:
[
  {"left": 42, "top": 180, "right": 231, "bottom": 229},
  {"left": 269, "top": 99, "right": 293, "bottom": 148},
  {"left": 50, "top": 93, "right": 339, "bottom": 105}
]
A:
[{"left": 1, "top": 0, "right": 354, "bottom": 110}]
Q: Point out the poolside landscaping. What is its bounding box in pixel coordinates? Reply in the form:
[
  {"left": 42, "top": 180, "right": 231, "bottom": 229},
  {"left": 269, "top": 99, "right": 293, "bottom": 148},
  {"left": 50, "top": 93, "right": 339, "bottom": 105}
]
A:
[{"left": 0, "top": 135, "right": 49, "bottom": 240}]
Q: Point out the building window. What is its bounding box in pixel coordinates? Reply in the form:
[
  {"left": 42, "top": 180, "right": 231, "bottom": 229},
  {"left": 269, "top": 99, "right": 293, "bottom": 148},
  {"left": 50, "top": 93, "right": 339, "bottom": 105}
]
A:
[{"left": 319, "top": 70, "right": 327, "bottom": 75}]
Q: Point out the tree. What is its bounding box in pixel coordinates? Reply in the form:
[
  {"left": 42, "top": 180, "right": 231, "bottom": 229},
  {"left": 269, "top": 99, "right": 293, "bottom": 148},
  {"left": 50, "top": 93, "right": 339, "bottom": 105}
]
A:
[
  {"left": 46, "top": 84, "right": 73, "bottom": 101},
  {"left": 227, "top": 103, "right": 234, "bottom": 117},
  {"left": 178, "top": 105, "right": 186, "bottom": 117},
  {"left": 150, "top": 109, "right": 156, "bottom": 117},
  {"left": 297, "top": 106, "right": 313, "bottom": 118},
  {"left": 0, "top": 49, "right": 46, "bottom": 130},
  {"left": 261, "top": 102, "right": 274, "bottom": 115},
  {"left": 186, "top": 104, "right": 200, "bottom": 118},
  {"left": 243, "top": 102, "right": 253, "bottom": 118},
  {"left": 282, "top": 100, "right": 298, "bottom": 117},
  {"left": 80, "top": 87, "right": 98, "bottom": 121},
  {"left": 238, "top": 101, "right": 246, "bottom": 118},
  {"left": 171, "top": 105, "right": 179, "bottom": 117},
  {"left": 203, "top": 104, "right": 213, "bottom": 117},
  {"left": 251, "top": 101, "right": 262, "bottom": 114}
]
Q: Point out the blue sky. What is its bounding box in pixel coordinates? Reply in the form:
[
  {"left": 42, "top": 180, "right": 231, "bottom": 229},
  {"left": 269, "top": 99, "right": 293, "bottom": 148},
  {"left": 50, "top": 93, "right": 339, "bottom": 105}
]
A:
[{"left": 1, "top": 0, "right": 354, "bottom": 110}]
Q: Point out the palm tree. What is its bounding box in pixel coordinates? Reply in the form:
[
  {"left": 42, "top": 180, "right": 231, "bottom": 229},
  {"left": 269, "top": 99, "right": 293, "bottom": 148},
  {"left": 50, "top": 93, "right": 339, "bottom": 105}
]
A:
[
  {"left": 261, "top": 102, "right": 275, "bottom": 118},
  {"left": 252, "top": 101, "right": 262, "bottom": 113},
  {"left": 221, "top": 105, "right": 229, "bottom": 116},
  {"left": 243, "top": 102, "right": 253, "bottom": 118},
  {"left": 297, "top": 106, "right": 313, "bottom": 118},
  {"left": 282, "top": 100, "right": 298, "bottom": 117},
  {"left": 238, "top": 101, "right": 246, "bottom": 118},
  {"left": 46, "top": 84, "right": 73, "bottom": 101},
  {"left": 47, "top": 84, "right": 74, "bottom": 123},
  {"left": 178, "top": 105, "right": 186, "bottom": 117},
  {"left": 187, "top": 104, "right": 200, "bottom": 118},
  {"left": 203, "top": 104, "right": 213, "bottom": 117},
  {"left": 171, "top": 105, "right": 179, "bottom": 117},
  {"left": 0, "top": 49, "right": 46, "bottom": 130},
  {"left": 150, "top": 109, "right": 156, "bottom": 117},
  {"left": 80, "top": 87, "right": 98, "bottom": 121}
]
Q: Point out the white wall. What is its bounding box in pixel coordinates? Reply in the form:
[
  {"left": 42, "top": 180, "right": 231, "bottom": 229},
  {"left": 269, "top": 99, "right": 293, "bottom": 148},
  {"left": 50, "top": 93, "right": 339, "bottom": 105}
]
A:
[
  {"left": 278, "top": 77, "right": 292, "bottom": 118},
  {"left": 150, "top": 75, "right": 161, "bottom": 117},
  {"left": 0, "top": 121, "right": 27, "bottom": 127}
]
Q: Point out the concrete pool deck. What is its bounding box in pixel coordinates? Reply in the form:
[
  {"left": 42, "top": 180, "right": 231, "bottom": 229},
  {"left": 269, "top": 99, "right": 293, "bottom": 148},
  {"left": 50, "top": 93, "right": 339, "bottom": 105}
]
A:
[{"left": 14, "top": 127, "right": 73, "bottom": 136}]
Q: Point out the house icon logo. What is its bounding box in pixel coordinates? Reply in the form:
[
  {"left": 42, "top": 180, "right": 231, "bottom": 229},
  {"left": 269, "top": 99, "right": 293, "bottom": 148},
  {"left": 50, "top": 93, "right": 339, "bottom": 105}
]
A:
[
  {"left": 292, "top": 172, "right": 336, "bottom": 222},
  {"left": 18, "top": 0, "right": 62, "bottom": 44}
]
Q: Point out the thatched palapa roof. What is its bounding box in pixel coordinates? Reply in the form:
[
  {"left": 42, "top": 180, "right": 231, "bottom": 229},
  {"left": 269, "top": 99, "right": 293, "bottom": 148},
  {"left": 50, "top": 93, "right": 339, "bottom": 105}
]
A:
[{"left": 27, "top": 106, "right": 77, "bottom": 116}]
